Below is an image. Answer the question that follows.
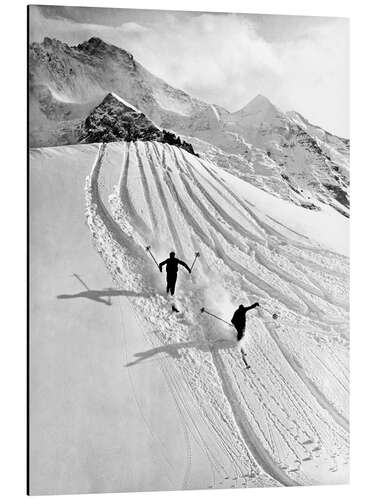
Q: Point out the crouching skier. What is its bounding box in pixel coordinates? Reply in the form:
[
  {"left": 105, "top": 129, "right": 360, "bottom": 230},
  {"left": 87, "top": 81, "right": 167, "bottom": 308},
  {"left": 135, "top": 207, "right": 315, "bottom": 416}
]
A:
[
  {"left": 159, "top": 252, "right": 191, "bottom": 310},
  {"left": 231, "top": 303, "right": 260, "bottom": 368}
]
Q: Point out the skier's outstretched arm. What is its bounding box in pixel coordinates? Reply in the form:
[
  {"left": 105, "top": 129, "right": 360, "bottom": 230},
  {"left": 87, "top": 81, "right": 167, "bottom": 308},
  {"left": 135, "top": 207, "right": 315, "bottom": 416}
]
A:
[
  {"left": 177, "top": 259, "right": 191, "bottom": 273},
  {"left": 159, "top": 259, "right": 168, "bottom": 272},
  {"left": 245, "top": 302, "right": 260, "bottom": 312}
]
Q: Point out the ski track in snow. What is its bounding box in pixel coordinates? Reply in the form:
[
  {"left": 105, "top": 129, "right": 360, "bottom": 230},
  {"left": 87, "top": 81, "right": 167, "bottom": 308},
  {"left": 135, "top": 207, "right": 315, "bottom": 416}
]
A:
[{"left": 85, "top": 141, "right": 349, "bottom": 488}]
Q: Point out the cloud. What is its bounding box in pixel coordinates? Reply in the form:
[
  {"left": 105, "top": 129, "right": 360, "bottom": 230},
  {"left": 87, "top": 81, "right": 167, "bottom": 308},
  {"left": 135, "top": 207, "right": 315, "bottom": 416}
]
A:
[
  {"left": 270, "top": 19, "right": 349, "bottom": 136},
  {"left": 119, "top": 22, "right": 149, "bottom": 34},
  {"left": 29, "top": 7, "right": 142, "bottom": 46},
  {"left": 29, "top": 7, "right": 349, "bottom": 136},
  {"left": 130, "top": 13, "right": 283, "bottom": 104}
]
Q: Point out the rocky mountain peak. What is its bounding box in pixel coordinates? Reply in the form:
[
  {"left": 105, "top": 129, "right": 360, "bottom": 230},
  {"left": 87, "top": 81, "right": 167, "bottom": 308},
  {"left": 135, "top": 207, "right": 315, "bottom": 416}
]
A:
[
  {"left": 42, "top": 37, "right": 66, "bottom": 48},
  {"left": 250, "top": 94, "right": 273, "bottom": 106},
  {"left": 105, "top": 92, "right": 141, "bottom": 113},
  {"left": 74, "top": 37, "right": 134, "bottom": 61},
  {"left": 235, "top": 94, "right": 279, "bottom": 116},
  {"left": 80, "top": 91, "right": 198, "bottom": 156},
  {"left": 76, "top": 37, "right": 109, "bottom": 51}
]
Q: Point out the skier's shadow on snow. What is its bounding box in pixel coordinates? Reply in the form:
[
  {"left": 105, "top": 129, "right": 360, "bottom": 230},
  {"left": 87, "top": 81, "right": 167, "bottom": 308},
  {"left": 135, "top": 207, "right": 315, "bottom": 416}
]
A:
[
  {"left": 125, "top": 338, "right": 237, "bottom": 367},
  {"left": 57, "top": 274, "right": 149, "bottom": 306},
  {"left": 57, "top": 288, "right": 149, "bottom": 306}
]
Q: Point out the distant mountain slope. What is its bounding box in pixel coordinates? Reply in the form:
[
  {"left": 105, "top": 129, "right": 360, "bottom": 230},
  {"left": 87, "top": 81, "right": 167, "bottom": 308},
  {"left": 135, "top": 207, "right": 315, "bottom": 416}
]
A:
[
  {"left": 28, "top": 36, "right": 211, "bottom": 137},
  {"left": 219, "top": 95, "right": 349, "bottom": 215},
  {"left": 29, "top": 37, "right": 349, "bottom": 215}
]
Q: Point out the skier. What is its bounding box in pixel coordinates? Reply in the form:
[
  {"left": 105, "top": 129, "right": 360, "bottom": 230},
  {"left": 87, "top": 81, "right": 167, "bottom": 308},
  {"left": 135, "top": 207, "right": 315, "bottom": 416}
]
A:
[
  {"left": 231, "top": 303, "right": 260, "bottom": 368},
  {"left": 159, "top": 251, "right": 191, "bottom": 297}
]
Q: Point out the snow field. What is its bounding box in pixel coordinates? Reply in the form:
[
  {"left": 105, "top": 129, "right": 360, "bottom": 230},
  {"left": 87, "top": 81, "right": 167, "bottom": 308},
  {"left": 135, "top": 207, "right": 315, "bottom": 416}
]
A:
[{"left": 86, "top": 141, "right": 349, "bottom": 486}]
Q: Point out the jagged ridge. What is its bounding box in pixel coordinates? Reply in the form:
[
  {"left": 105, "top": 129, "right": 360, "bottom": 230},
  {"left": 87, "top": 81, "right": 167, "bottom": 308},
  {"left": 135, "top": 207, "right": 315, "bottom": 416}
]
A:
[{"left": 80, "top": 92, "right": 198, "bottom": 156}]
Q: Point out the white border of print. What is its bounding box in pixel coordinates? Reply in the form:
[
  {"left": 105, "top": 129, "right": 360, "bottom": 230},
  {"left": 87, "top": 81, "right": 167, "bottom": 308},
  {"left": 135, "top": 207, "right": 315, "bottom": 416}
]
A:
[{"left": 1, "top": 0, "right": 373, "bottom": 499}]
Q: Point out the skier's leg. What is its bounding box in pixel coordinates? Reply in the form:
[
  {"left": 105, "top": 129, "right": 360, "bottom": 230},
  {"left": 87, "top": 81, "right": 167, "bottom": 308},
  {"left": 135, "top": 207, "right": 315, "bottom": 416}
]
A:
[
  {"left": 166, "top": 274, "right": 172, "bottom": 295},
  {"left": 237, "top": 327, "right": 245, "bottom": 342},
  {"left": 170, "top": 275, "right": 177, "bottom": 296}
]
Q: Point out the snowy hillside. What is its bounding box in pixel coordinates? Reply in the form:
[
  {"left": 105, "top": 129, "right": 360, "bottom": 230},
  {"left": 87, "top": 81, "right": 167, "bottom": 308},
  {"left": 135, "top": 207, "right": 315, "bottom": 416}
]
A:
[
  {"left": 30, "top": 139, "right": 349, "bottom": 492},
  {"left": 88, "top": 140, "right": 349, "bottom": 485},
  {"left": 29, "top": 37, "right": 349, "bottom": 215}
]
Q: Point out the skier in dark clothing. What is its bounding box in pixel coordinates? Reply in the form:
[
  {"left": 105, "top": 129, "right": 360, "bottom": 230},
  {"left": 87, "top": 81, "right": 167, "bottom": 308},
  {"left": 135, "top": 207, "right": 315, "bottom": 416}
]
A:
[
  {"left": 159, "top": 252, "right": 191, "bottom": 296},
  {"left": 231, "top": 303, "right": 260, "bottom": 341},
  {"left": 231, "top": 303, "right": 259, "bottom": 368}
]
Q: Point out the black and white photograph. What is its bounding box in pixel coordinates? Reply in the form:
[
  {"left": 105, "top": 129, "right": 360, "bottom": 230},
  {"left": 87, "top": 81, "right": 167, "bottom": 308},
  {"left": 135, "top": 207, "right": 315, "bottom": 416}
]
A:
[{"left": 28, "top": 5, "right": 349, "bottom": 496}]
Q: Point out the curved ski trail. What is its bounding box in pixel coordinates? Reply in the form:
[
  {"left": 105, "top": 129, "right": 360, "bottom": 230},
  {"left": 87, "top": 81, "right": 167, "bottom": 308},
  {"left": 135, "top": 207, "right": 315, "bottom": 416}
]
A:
[{"left": 85, "top": 141, "right": 349, "bottom": 488}]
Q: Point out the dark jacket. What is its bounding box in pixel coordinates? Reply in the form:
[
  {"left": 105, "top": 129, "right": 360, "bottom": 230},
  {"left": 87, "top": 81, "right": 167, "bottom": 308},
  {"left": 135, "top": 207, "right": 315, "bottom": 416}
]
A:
[
  {"left": 159, "top": 256, "right": 190, "bottom": 276},
  {"left": 231, "top": 303, "right": 259, "bottom": 331}
]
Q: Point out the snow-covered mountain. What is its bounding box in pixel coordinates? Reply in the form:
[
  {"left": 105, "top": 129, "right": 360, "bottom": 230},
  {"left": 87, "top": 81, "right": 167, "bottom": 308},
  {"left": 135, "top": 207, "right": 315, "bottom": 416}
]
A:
[
  {"left": 29, "top": 34, "right": 350, "bottom": 493},
  {"left": 222, "top": 95, "right": 349, "bottom": 216},
  {"left": 29, "top": 36, "right": 212, "bottom": 146},
  {"left": 29, "top": 37, "right": 349, "bottom": 215}
]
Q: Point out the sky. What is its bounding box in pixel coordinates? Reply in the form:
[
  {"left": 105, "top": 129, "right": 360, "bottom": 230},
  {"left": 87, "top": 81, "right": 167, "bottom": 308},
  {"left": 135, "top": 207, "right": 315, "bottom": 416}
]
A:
[{"left": 29, "top": 6, "right": 349, "bottom": 137}]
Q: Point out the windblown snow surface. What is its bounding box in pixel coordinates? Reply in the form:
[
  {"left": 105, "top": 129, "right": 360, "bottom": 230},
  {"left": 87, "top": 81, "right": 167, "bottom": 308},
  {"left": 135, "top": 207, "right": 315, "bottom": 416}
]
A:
[{"left": 29, "top": 141, "right": 349, "bottom": 494}]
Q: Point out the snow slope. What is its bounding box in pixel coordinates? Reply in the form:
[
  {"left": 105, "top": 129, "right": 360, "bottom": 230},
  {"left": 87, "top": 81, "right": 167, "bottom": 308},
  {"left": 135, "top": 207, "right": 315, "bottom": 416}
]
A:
[
  {"left": 29, "top": 140, "right": 349, "bottom": 493},
  {"left": 87, "top": 141, "right": 349, "bottom": 486},
  {"left": 29, "top": 144, "right": 274, "bottom": 494}
]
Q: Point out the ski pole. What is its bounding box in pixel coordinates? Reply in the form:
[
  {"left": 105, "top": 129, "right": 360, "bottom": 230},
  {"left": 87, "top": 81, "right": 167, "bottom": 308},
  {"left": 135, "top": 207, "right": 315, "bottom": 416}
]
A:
[
  {"left": 200, "top": 307, "right": 234, "bottom": 328},
  {"left": 145, "top": 245, "right": 159, "bottom": 270},
  {"left": 190, "top": 252, "right": 200, "bottom": 273},
  {"left": 72, "top": 273, "right": 90, "bottom": 291}
]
